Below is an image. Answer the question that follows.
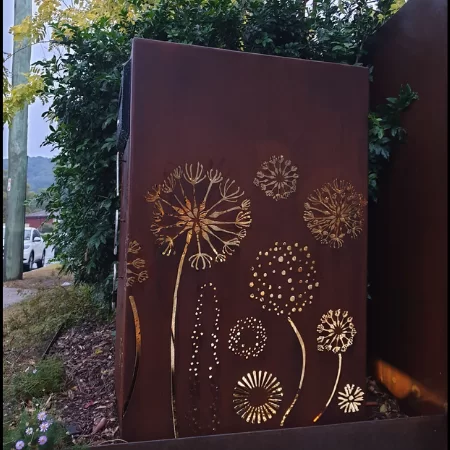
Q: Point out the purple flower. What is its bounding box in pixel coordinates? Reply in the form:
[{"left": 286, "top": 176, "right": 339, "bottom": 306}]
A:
[
  {"left": 37, "top": 412, "right": 47, "bottom": 421},
  {"left": 15, "top": 441, "right": 25, "bottom": 450},
  {"left": 39, "top": 422, "right": 50, "bottom": 432},
  {"left": 25, "top": 427, "right": 33, "bottom": 435},
  {"left": 38, "top": 436, "right": 48, "bottom": 446}
]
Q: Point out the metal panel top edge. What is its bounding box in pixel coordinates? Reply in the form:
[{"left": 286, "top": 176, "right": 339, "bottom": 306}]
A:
[{"left": 131, "top": 37, "right": 369, "bottom": 75}]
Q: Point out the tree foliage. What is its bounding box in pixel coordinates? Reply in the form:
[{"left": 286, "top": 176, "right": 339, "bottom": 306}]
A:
[
  {"left": 3, "top": 0, "right": 407, "bottom": 126},
  {"left": 3, "top": 0, "right": 157, "bottom": 126},
  {"left": 28, "top": 0, "right": 416, "bottom": 300}
]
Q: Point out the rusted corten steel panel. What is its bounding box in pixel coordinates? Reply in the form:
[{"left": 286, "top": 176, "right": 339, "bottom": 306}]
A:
[
  {"left": 116, "top": 38, "right": 369, "bottom": 442},
  {"left": 115, "top": 140, "right": 133, "bottom": 418},
  {"left": 92, "top": 415, "right": 447, "bottom": 450},
  {"left": 366, "top": 0, "right": 447, "bottom": 414}
]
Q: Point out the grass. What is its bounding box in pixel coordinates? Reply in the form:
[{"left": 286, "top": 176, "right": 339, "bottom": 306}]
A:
[
  {"left": 8, "top": 356, "right": 65, "bottom": 402},
  {"left": 4, "top": 284, "right": 111, "bottom": 350}
]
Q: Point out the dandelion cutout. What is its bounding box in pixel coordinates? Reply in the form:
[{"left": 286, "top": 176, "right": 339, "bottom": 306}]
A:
[
  {"left": 313, "top": 309, "right": 357, "bottom": 423},
  {"left": 317, "top": 309, "right": 357, "bottom": 354},
  {"left": 228, "top": 317, "right": 267, "bottom": 360},
  {"left": 126, "top": 240, "right": 149, "bottom": 287},
  {"left": 233, "top": 371, "right": 284, "bottom": 424},
  {"left": 249, "top": 242, "right": 319, "bottom": 426},
  {"left": 147, "top": 164, "right": 251, "bottom": 267},
  {"left": 146, "top": 162, "right": 251, "bottom": 438},
  {"left": 254, "top": 155, "right": 298, "bottom": 201},
  {"left": 303, "top": 179, "right": 367, "bottom": 249},
  {"left": 337, "top": 384, "right": 364, "bottom": 413},
  {"left": 249, "top": 242, "right": 319, "bottom": 316}
]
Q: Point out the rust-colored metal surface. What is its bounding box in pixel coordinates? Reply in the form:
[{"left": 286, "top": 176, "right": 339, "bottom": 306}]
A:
[
  {"left": 92, "top": 415, "right": 447, "bottom": 450},
  {"left": 116, "top": 38, "right": 369, "bottom": 442},
  {"left": 366, "top": 0, "right": 447, "bottom": 414}
]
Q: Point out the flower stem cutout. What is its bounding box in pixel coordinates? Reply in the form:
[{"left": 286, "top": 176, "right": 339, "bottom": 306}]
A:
[
  {"left": 122, "top": 295, "right": 141, "bottom": 419},
  {"left": 303, "top": 179, "right": 367, "bottom": 249},
  {"left": 146, "top": 163, "right": 251, "bottom": 438},
  {"left": 249, "top": 242, "right": 320, "bottom": 426},
  {"left": 313, "top": 309, "right": 357, "bottom": 423},
  {"left": 254, "top": 155, "right": 299, "bottom": 201},
  {"left": 123, "top": 240, "right": 147, "bottom": 419}
]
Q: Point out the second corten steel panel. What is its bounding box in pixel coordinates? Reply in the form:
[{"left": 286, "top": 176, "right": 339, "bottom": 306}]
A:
[
  {"left": 366, "top": 0, "right": 447, "bottom": 414},
  {"left": 117, "top": 38, "right": 369, "bottom": 442}
]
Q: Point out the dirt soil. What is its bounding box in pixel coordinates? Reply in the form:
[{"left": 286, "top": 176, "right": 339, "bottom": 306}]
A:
[{"left": 48, "top": 321, "right": 120, "bottom": 447}]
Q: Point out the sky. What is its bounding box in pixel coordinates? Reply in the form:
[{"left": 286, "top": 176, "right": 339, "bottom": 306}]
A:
[{"left": 3, "top": 0, "right": 55, "bottom": 160}]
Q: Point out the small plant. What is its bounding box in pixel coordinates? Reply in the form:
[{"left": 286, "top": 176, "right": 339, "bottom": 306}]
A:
[
  {"left": 368, "top": 84, "right": 419, "bottom": 201},
  {"left": 2, "top": 404, "right": 78, "bottom": 450},
  {"left": 10, "top": 357, "right": 65, "bottom": 402}
]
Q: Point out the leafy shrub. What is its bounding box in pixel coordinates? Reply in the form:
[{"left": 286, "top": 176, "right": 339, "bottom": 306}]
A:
[
  {"left": 39, "top": 223, "right": 53, "bottom": 234},
  {"left": 10, "top": 357, "right": 65, "bottom": 402},
  {"left": 368, "top": 84, "right": 419, "bottom": 200}
]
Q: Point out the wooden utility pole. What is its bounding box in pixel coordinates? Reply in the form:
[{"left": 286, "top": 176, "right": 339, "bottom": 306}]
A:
[{"left": 4, "top": 0, "right": 32, "bottom": 280}]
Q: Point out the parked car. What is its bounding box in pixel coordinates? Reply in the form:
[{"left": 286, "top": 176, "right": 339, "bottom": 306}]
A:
[
  {"left": 24, "top": 227, "right": 46, "bottom": 270},
  {"left": 2, "top": 226, "right": 46, "bottom": 271}
]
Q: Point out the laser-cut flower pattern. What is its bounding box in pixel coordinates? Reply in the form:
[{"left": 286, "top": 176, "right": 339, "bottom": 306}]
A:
[
  {"left": 228, "top": 317, "right": 267, "bottom": 359},
  {"left": 145, "top": 162, "right": 251, "bottom": 438},
  {"left": 146, "top": 163, "right": 251, "bottom": 269},
  {"left": 187, "top": 283, "right": 221, "bottom": 435},
  {"left": 313, "top": 309, "right": 358, "bottom": 424},
  {"left": 233, "top": 371, "right": 283, "bottom": 424},
  {"left": 248, "top": 241, "right": 319, "bottom": 426},
  {"left": 249, "top": 242, "right": 319, "bottom": 317},
  {"left": 126, "top": 240, "right": 149, "bottom": 287},
  {"left": 317, "top": 309, "right": 357, "bottom": 354},
  {"left": 254, "top": 155, "right": 298, "bottom": 201},
  {"left": 303, "top": 179, "right": 367, "bottom": 248},
  {"left": 337, "top": 384, "right": 364, "bottom": 413}
]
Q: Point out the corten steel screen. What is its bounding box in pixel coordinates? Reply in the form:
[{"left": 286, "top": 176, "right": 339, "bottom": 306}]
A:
[
  {"left": 367, "top": 0, "right": 447, "bottom": 414},
  {"left": 116, "top": 38, "right": 369, "bottom": 442}
]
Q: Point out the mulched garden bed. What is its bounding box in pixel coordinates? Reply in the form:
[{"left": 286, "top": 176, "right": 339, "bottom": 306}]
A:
[
  {"left": 365, "top": 376, "right": 408, "bottom": 420},
  {"left": 49, "top": 322, "right": 407, "bottom": 447},
  {"left": 48, "top": 321, "right": 120, "bottom": 447}
]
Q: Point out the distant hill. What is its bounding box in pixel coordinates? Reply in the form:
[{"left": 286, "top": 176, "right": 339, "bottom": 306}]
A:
[{"left": 3, "top": 156, "right": 55, "bottom": 192}]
